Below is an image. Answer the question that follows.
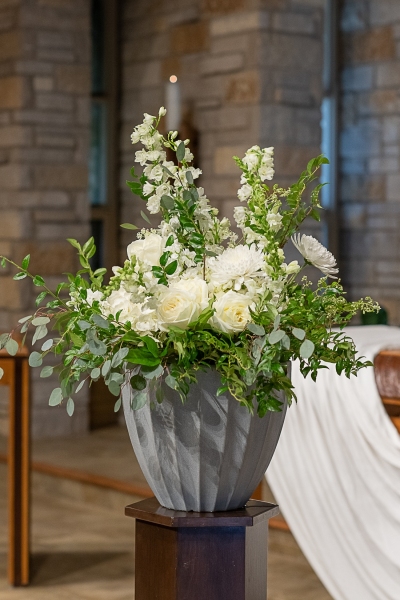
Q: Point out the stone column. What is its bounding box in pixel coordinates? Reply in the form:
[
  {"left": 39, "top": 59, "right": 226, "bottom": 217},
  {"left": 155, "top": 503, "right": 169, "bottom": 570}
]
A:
[
  {"left": 0, "top": 0, "right": 91, "bottom": 437},
  {"left": 340, "top": 0, "right": 400, "bottom": 323}
]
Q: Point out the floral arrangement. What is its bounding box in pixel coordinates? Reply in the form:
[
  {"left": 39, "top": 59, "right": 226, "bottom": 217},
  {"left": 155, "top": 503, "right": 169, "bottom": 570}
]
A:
[{"left": 0, "top": 107, "right": 378, "bottom": 417}]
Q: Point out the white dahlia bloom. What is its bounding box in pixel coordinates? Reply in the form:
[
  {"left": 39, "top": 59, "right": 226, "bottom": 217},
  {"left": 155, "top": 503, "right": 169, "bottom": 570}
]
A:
[
  {"left": 291, "top": 234, "right": 338, "bottom": 278},
  {"left": 211, "top": 291, "right": 253, "bottom": 334},
  {"left": 209, "top": 244, "right": 266, "bottom": 290}
]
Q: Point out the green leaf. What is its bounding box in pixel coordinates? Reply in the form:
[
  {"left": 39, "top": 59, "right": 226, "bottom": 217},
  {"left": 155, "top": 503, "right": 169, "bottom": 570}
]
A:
[
  {"left": 49, "top": 387, "right": 63, "bottom": 406},
  {"left": 1, "top": 257, "right": 6, "bottom": 268},
  {"left": 83, "top": 237, "right": 94, "bottom": 254},
  {"left": 165, "top": 260, "right": 178, "bottom": 275},
  {"left": 130, "top": 374, "right": 147, "bottom": 390},
  {"left": 21, "top": 254, "right": 30, "bottom": 270},
  {"left": 40, "top": 366, "right": 54, "bottom": 378},
  {"left": 142, "top": 335, "right": 159, "bottom": 357},
  {"left": 78, "top": 320, "right": 91, "bottom": 331},
  {"left": 114, "top": 397, "right": 122, "bottom": 412},
  {"left": 0, "top": 333, "right": 9, "bottom": 349},
  {"left": 160, "top": 195, "right": 175, "bottom": 210},
  {"left": 32, "top": 325, "right": 48, "bottom": 345},
  {"left": 268, "top": 330, "right": 285, "bottom": 345},
  {"left": 142, "top": 365, "right": 164, "bottom": 380},
  {"left": 176, "top": 141, "right": 185, "bottom": 162},
  {"left": 91, "top": 367, "right": 100, "bottom": 379},
  {"left": 0, "top": 367, "right": 4, "bottom": 380},
  {"left": 67, "top": 238, "right": 81, "bottom": 250},
  {"left": 14, "top": 271, "right": 27, "bottom": 281},
  {"left": 33, "top": 275, "right": 45, "bottom": 287},
  {"left": 140, "top": 210, "right": 151, "bottom": 225},
  {"left": 32, "top": 316, "right": 50, "bottom": 326},
  {"left": 88, "top": 338, "right": 107, "bottom": 356},
  {"left": 166, "top": 235, "right": 174, "bottom": 247},
  {"left": 126, "top": 349, "right": 160, "bottom": 367},
  {"left": 185, "top": 170, "right": 193, "bottom": 184},
  {"left": 159, "top": 252, "right": 170, "bottom": 268},
  {"left": 120, "top": 223, "right": 138, "bottom": 230},
  {"left": 292, "top": 327, "right": 306, "bottom": 341},
  {"left": 300, "top": 339, "right": 315, "bottom": 359},
  {"left": 5, "top": 338, "right": 18, "bottom": 356},
  {"left": 247, "top": 323, "right": 265, "bottom": 336},
  {"left": 92, "top": 314, "right": 110, "bottom": 329},
  {"left": 111, "top": 347, "right": 129, "bottom": 368},
  {"left": 35, "top": 291, "right": 47, "bottom": 306},
  {"left": 29, "top": 351, "right": 43, "bottom": 367},
  {"left": 66, "top": 397, "right": 75, "bottom": 416}
]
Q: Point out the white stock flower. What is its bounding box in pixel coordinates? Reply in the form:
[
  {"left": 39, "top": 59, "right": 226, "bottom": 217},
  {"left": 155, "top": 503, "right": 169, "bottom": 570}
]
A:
[
  {"left": 104, "top": 288, "right": 142, "bottom": 324},
  {"left": 266, "top": 212, "right": 283, "bottom": 232},
  {"left": 209, "top": 245, "right": 266, "bottom": 290},
  {"left": 157, "top": 286, "right": 202, "bottom": 331},
  {"left": 147, "top": 195, "right": 161, "bottom": 214},
  {"left": 291, "top": 234, "right": 338, "bottom": 278},
  {"left": 211, "top": 291, "right": 252, "bottom": 334},
  {"left": 237, "top": 184, "right": 252, "bottom": 202},
  {"left": 135, "top": 150, "right": 148, "bottom": 166},
  {"left": 86, "top": 289, "right": 103, "bottom": 306},
  {"left": 233, "top": 205, "right": 247, "bottom": 228},
  {"left": 127, "top": 233, "right": 164, "bottom": 266},
  {"left": 185, "top": 148, "right": 194, "bottom": 162},
  {"left": 143, "top": 182, "right": 154, "bottom": 196},
  {"left": 284, "top": 261, "right": 300, "bottom": 275},
  {"left": 258, "top": 165, "right": 274, "bottom": 181},
  {"left": 131, "top": 131, "right": 140, "bottom": 144},
  {"left": 150, "top": 164, "right": 163, "bottom": 181}
]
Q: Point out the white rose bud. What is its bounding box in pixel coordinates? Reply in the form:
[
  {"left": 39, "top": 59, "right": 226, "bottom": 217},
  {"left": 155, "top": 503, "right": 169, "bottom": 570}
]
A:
[{"left": 159, "top": 106, "right": 167, "bottom": 117}]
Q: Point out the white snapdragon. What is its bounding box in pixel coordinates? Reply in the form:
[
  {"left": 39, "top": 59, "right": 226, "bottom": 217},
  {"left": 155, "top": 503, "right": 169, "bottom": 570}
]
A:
[
  {"left": 266, "top": 211, "right": 283, "bottom": 232},
  {"left": 237, "top": 184, "right": 252, "bottom": 202},
  {"left": 143, "top": 182, "right": 155, "bottom": 196},
  {"left": 291, "top": 234, "right": 338, "bottom": 278},
  {"left": 147, "top": 195, "right": 160, "bottom": 214},
  {"left": 233, "top": 205, "right": 247, "bottom": 229},
  {"left": 86, "top": 289, "right": 104, "bottom": 306}
]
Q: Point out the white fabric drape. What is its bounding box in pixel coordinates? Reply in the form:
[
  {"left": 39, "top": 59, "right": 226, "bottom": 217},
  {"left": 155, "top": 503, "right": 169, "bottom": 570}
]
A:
[{"left": 266, "top": 326, "right": 400, "bottom": 600}]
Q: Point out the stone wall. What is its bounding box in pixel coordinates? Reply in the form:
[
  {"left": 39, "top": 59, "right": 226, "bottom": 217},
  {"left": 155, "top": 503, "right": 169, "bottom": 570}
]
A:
[
  {"left": 0, "top": 0, "right": 91, "bottom": 437},
  {"left": 340, "top": 0, "right": 400, "bottom": 322},
  {"left": 120, "top": 0, "right": 325, "bottom": 259}
]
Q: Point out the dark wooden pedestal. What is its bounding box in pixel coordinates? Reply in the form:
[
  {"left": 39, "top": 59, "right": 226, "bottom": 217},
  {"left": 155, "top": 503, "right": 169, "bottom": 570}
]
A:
[{"left": 125, "top": 497, "right": 279, "bottom": 600}]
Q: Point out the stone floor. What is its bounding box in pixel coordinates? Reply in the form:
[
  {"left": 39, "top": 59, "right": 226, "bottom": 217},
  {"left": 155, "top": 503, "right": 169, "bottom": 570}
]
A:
[{"left": 0, "top": 428, "right": 333, "bottom": 599}]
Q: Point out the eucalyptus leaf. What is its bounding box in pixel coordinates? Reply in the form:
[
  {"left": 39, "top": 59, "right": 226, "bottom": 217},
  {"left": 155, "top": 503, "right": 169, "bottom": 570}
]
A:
[
  {"left": 102, "top": 360, "right": 111, "bottom": 377},
  {"left": 185, "top": 170, "right": 193, "bottom": 184},
  {"left": 49, "top": 387, "right": 63, "bottom": 406},
  {"left": 140, "top": 210, "right": 151, "bottom": 225},
  {"left": 282, "top": 334, "right": 291, "bottom": 350},
  {"left": 111, "top": 347, "right": 129, "bottom": 368},
  {"left": 165, "top": 374, "right": 177, "bottom": 390},
  {"left": 131, "top": 374, "right": 147, "bottom": 390},
  {"left": 88, "top": 337, "right": 107, "bottom": 356},
  {"left": 268, "top": 330, "right": 285, "bottom": 345},
  {"left": 110, "top": 372, "right": 124, "bottom": 385},
  {"left": 160, "top": 195, "right": 175, "bottom": 210},
  {"left": 32, "top": 324, "right": 48, "bottom": 345},
  {"left": 92, "top": 313, "right": 110, "bottom": 329},
  {"left": 32, "top": 316, "right": 50, "bottom": 326},
  {"left": 273, "top": 315, "right": 281, "bottom": 331},
  {"left": 114, "top": 397, "right": 122, "bottom": 412},
  {"left": 40, "top": 366, "right": 54, "bottom": 378},
  {"left": 18, "top": 315, "right": 32, "bottom": 324},
  {"left": 41, "top": 339, "right": 53, "bottom": 352},
  {"left": 29, "top": 352, "right": 43, "bottom": 367},
  {"left": 131, "top": 390, "right": 147, "bottom": 410},
  {"left": 78, "top": 320, "right": 91, "bottom": 330},
  {"left": 292, "top": 327, "right": 306, "bottom": 341},
  {"left": 300, "top": 339, "right": 315, "bottom": 359},
  {"left": 66, "top": 397, "right": 75, "bottom": 416},
  {"left": 247, "top": 323, "right": 265, "bottom": 336},
  {"left": 75, "top": 380, "right": 86, "bottom": 393},
  {"left": 176, "top": 141, "right": 185, "bottom": 162},
  {"left": 0, "top": 333, "right": 8, "bottom": 349},
  {"left": 142, "top": 365, "right": 164, "bottom": 380},
  {"left": 108, "top": 380, "right": 121, "bottom": 397},
  {"left": 120, "top": 223, "right": 138, "bottom": 230},
  {"left": 91, "top": 368, "right": 101, "bottom": 379},
  {"left": 5, "top": 338, "right": 18, "bottom": 356}
]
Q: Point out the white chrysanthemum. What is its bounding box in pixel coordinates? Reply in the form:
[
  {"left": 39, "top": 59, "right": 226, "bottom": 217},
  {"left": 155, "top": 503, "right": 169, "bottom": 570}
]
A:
[
  {"left": 209, "top": 245, "right": 266, "bottom": 290},
  {"left": 291, "top": 234, "right": 338, "bottom": 278}
]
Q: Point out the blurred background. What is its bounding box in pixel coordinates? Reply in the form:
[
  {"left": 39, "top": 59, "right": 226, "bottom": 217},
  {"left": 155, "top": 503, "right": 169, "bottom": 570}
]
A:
[{"left": 0, "top": 0, "right": 399, "bottom": 597}]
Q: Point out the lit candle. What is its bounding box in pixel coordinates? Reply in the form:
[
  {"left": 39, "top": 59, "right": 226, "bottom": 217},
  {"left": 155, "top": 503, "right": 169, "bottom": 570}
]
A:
[{"left": 165, "top": 75, "right": 181, "bottom": 132}]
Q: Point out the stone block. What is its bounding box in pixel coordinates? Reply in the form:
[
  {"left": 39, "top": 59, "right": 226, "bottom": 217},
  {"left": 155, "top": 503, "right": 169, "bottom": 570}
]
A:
[
  {"left": 225, "top": 70, "right": 260, "bottom": 104},
  {"left": 214, "top": 145, "right": 248, "bottom": 175},
  {"left": 260, "top": 33, "right": 322, "bottom": 71},
  {"left": 122, "top": 60, "right": 161, "bottom": 90},
  {"left": 37, "top": 31, "right": 73, "bottom": 48},
  {"left": 341, "top": 119, "right": 381, "bottom": 159},
  {"left": 0, "top": 277, "right": 27, "bottom": 310},
  {"left": 0, "top": 8, "right": 18, "bottom": 32},
  {"left": 0, "top": 164, "right": 30, "bottom": 189},
  {"left": 36, "top": 92, "right": 73, "bottom": 111},
  {"left": 370, "top": 1, "right": 400, "bottom": 27},
  {"left": 260, "top": 104, "right": 296, "bottom": 144},
  {"left": 33, "top": 76, "right": 54, "bottom": 92},
  {"left": 15, "top": 60, "right": 53, "bottom": 75},
  {"left": 272, "top": 12, "right": 316, "bottom": 35},
  {"left": 76, "top": 96, "right": 90, "bottom": 125},
  {"left": 10, "top": 147, "right": 73, "bottom": 164},
  {"left": 210, "top": 11, "right": 268, "bottom": 37},
  {"left": 20, "top": 6, "right": 89, "bottom": 31},
  {"left": 359, "top": 90, "right": 400, "bottom": 116},
  {"left": 36, "top": 222, "right": 89, "bottom": 241},
  {"left": 210, "top": 32, "right": 251, "bottom": 56},
  {"left": 36, "top": 133, "right": 75, "bottom": 148},
  {"left": 387, "top": 174, "right": 400, "bottom": 201},
  {"left": 0, "top": 125, "right": 32, "bottom": 147},
  {"left": 0, "top": 209, "right": 29, "bottom": 238},
  {"left": 341, "top": 0, "right": 369, "bottom": 32},
  {"left": 14, "top": 241, "right": 77, "bottom": 276},
  {"left": 170, "top": 21, "right": 209, "bottom": 55},
  {"left": 377, "top": 62, "right": 400, "bottom": 88},
  {"left": 341, "top": 65, "right": 373, "bottom": 91},
  {"left": 0, "top": 190, "right": 40, "bottom": 208},
  {"left": 274, "top": 145, "right": 320, "bottom": 177},
  {"left": 383, "top": 116, "right": 400, "bottom": 144},
  {"left": 202, "top": 0, "right": 246, "bottom": 14},
  {"left": 201, "top": 53, "right": 243, "bottom": 75},
  {"left": 39, "top": 191, "right": 70, "bottom": 207},
  {"left": 0, "top": 30, "right": 20, "bottom": 61},
  {"left": 56, "top": 64, "right": 90, "bottom": 94},
  {"left": 34, "top": 165, "right": 88, "bottom": 190},
  {"left": 14, "top": 110, "right": 72, "bottom": 126},
  {"left": 0, "top": 76, "right": 25, "bottom": 109},
  {"left": 344, "top": 26, "right": 396, "bottom": 64},
  {"left": 369, "top": 156, "right": 399, "bottom": 174},
  {"left": 160, "top": 57, "right": 181, "bottom": 80},
  {"left": 274, "top": 87, "right": 313, "bottom": 107},
  {"left": 37, "top": 48, "right": 75, "bottom": 63}
]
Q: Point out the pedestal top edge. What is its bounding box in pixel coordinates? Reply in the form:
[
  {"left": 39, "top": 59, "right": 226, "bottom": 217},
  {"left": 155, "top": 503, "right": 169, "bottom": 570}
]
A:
[{"left": 125, "top": 497, "right": 279, "bottom": 527}]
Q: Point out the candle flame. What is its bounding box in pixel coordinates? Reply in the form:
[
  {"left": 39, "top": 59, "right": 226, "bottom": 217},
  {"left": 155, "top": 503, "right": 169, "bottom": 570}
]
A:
[{"left": 169, "top": 75, "right": 178, "bottom": 83}]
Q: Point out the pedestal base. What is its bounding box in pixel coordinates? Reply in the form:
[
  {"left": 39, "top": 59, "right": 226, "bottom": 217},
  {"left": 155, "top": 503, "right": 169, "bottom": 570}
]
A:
[{"left": 125, "top": 497, "right": 279, "bottom": 600}]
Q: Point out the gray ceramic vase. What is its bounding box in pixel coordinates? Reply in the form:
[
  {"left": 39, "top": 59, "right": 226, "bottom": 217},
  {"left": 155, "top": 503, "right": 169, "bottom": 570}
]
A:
[{"left": 122, "top": 369, "right": 287, "bottom": 512}]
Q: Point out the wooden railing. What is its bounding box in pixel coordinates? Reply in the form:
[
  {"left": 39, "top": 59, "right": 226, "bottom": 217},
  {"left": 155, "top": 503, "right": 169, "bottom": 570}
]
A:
[{"left": 0, "top": 343, "right": 30, "bottom": 587}]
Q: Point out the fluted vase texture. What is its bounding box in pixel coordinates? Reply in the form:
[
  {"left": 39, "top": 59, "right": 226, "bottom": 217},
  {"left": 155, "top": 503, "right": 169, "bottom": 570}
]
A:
[{"left": 123, "top": 369, "right": 287, "bottom": 512}]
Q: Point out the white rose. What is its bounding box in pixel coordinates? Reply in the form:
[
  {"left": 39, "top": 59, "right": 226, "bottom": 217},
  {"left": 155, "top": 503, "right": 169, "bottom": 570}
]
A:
[
  {"left": 127, "top": 233, "right": 164, "bottom": 266},
  {"left": 211, "top": 291, "right": 253, "bottom": 334},
  {"left": 175, "top": 278, "right": 209, "bottom": 311},
  {"left": 157, "top": 287, "right": 201, "bottom": 331}
]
